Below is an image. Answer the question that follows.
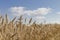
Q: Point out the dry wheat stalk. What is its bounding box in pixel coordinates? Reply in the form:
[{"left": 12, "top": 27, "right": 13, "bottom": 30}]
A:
[{"left": 0, "top": 14, "right": 60, "bottom": 40}]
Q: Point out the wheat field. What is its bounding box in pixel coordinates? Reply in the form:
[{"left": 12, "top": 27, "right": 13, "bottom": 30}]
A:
[{"left": 0, "top": 14, "right": 60, "bottom": 40}]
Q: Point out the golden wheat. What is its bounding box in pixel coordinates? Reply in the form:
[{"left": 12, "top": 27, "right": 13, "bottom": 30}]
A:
[{"left": 0, "top": 14, "right": 60, "bottom": 40}]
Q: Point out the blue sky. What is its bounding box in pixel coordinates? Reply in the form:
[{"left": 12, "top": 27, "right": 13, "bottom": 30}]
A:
[{"left": 0, "top": 0, "right": 60, "bottom": 23}]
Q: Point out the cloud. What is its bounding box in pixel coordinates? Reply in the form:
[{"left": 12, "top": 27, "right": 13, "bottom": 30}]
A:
[
  {"left": 32, "top": 8, "right": 52, "bottom": 15},
  {"left": 57, "top": 12, "right": 60, "bottom": 14},
  {"left": 9, "top": 7, "right": 52, "bottom": 21},
  {"left": 10, "top": 7, "right": 52, "bottom": 16},
  {"left": 35, "top": 16, "right": 45, "bottom": 20},
  {"left": 33, "top": 16, "right": 46, "bottom": 24},
  {"left": 10, "top": 7, "right": 25, "bottom": 16}
]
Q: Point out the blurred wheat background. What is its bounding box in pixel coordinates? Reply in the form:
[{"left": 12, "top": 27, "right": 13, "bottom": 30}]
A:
[{"left": 0, "top": 14, "right": 60, "bottom": 40}]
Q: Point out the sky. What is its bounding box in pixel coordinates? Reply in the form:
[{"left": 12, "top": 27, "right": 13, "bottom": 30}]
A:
[{"left": 0, "top": 0, "right": 60, "bottom": 23}]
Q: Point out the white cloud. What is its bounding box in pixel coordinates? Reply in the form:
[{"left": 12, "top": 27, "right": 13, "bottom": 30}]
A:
[
  {"left": 57, "top": 12, "right": 60, "bottom": 14},
  {"left": 35, "top": 16, "right": 45, "bottom": 20},
  {"left": 10, "top": 7, "right": 25, "bottom": 16},
  {"left": 9, "top": 7, "right": 52, "bottom": 21},
  {"left": 10, "top": 7, "right": 52, "bottom": 16},
  {"left": 33, "top": 8, "right": 52, "bottom": 15},
  {"left": 33, "top": 16, "right": 46, "bottom": 24}
]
